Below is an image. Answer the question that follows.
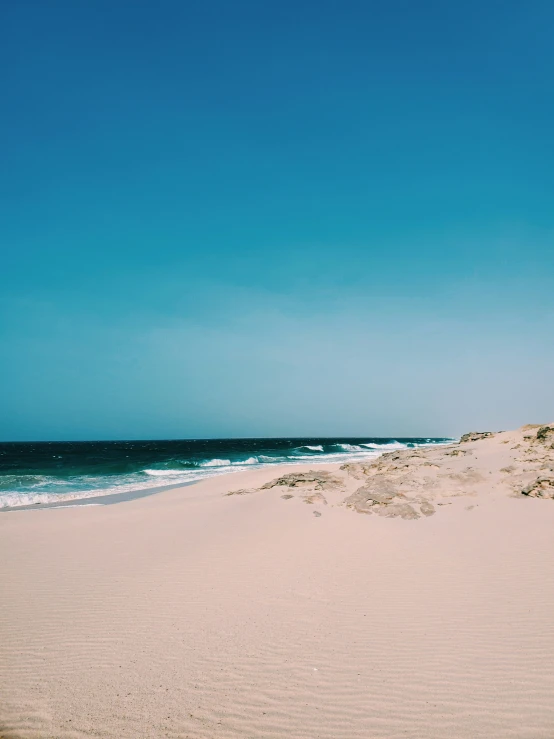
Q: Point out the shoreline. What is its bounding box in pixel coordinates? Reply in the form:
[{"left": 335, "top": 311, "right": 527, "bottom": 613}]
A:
[
  {"left": 0, "top": 479, "right": 199, "bottom": 512},
  {"left": 0, "top": 461, "right": 349, "bottom": 513}
]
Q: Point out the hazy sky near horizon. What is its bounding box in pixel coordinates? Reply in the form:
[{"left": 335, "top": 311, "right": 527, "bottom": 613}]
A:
[{"left": 1, "top": 0, "right": 553, "bottom": 441}]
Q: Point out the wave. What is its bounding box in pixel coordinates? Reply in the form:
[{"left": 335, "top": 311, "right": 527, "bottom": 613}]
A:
[
  {"left": 359, "top": 441, "right": 407, "bottom": 450},
  {"left": 200, "top": 458, "right": 231, "bottom": 467},
  {"left": 0, "top": 491, "right": 90, "bottom": 508},
  {"left": 299, "top": 445, "right": 324, "bottom": 452},
  {"left": 233, "top": 457, "right": 258, "bottom": 465},
  {"left": 258, "top": 454, "right": 280, "bottom": 463},
  {"left": 0, "top": 474, "right": 54, "bottom": 491},
  {"left": 143, "top": 468, "right": 193, "bottom": 477}
]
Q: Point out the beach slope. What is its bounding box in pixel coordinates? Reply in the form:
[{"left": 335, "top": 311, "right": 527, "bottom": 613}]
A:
[{"left": 1, "top": 425, "right": 554, "bottom": 738}]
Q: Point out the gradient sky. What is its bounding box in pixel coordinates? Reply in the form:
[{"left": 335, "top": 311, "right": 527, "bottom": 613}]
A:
[{"left": 1, "top": 0, "right": 553, "bottom": 441}]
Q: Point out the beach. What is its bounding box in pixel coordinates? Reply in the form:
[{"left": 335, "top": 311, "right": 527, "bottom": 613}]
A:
[{"left": 1, "top": 426, "right": 554, "bottom": 738}]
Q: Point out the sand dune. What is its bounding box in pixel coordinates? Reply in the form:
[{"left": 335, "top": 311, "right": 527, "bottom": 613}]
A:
[{"left": 1, "top": 425, "right": 554, "bottom": 738}]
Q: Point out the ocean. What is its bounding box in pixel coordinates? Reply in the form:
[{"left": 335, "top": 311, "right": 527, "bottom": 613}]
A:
[{"left": 0, "top": 437, "right": 453, "bottom": 508}]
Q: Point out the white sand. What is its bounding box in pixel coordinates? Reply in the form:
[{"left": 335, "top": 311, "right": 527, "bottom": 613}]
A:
[{"left": 2, "top": 430, "right": 554, "bottom": 738}]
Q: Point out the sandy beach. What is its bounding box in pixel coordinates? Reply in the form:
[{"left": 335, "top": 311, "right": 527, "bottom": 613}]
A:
[{"left": 2, "top": 425, "right": 554, "bottom": 738}]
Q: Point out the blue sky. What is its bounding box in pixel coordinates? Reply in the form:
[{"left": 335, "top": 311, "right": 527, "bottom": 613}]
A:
[{"left": 1, "top": 0, "right": 553, "bottom": 440}]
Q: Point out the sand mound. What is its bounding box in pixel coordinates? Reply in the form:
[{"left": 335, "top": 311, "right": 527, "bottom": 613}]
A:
[{"left": 226, "top": 425, "right": 554, "bottom": 519}]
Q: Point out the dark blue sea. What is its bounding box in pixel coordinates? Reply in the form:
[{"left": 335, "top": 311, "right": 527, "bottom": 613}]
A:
[{"left": 0, "top": 437, "right": 453, "bottom": 508}]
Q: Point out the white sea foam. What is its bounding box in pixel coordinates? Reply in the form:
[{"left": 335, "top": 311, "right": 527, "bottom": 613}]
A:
[
  {"left": 49, "top": 503, "right": 104, "bottom": 509},
  {"left": 201, "top": 459, "right": 231, "bottom": 467},
  {"left": 144, "top": 468, "right": 192, "bottom": 476},
  {"left": 0, "top": 490, "right": 116, "bottom": 509},
  {"left": 292, "top": 450, "right": 382, "bottom": 464},
  {"left": 360, "top": 442, "right": 407, "bottom": 450},
  {"left": 234, "top": 457, "right": 258, "bottom": 465},
  {"left": 301, "top": 445, "right": 324, "bottom": 452}
]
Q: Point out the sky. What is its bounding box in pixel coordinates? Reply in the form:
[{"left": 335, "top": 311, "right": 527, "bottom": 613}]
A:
[{"left": 1, "top": 0, "right": 553, "bottom": 441}]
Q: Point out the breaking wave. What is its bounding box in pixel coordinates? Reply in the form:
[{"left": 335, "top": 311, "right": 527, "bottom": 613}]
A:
[{"left": 200, "top": 458, "right": 231, "bottom": 467}]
